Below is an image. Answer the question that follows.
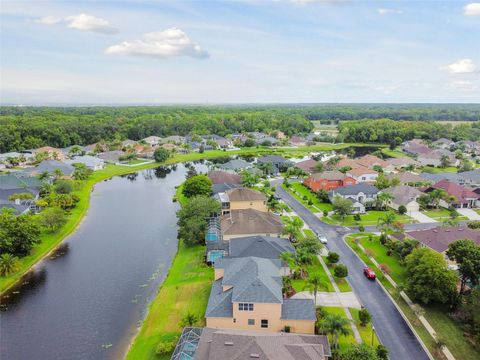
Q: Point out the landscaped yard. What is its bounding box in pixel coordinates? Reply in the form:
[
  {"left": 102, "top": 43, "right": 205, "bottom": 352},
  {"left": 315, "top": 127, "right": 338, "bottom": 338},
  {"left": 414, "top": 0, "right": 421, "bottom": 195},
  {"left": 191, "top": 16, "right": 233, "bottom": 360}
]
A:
[
  {"left": 318, "top": 306, "right": 356, "bottom": 351},
  {"left": 322, "top": 256, "right": 352, "bottom": 292},
  {"left": 126, "top": 243, "right": 213, "bottom": 360},
  {"left": 423, "top": 208, "right": 468, "bottom": 220},
  {"left": 381, "top": 147, "right": 405, "bottom": 158},
  {"left": 326, "top": 210, "right": 413, "bottom": 226},
  {"left": 422, "top": 166, "right": 458, "bottom": 173},
  {"left": 350, "top": 308, "right": 381, "bottom": 347},
  {"left": 345, "top": 233, "right": 479, "bottom": 360},
  {"left": 291, "top": 256, "right": 335, "bottom": 293},
  {"left": 285, "top": 182, "right": 333, "bottom": 212}
]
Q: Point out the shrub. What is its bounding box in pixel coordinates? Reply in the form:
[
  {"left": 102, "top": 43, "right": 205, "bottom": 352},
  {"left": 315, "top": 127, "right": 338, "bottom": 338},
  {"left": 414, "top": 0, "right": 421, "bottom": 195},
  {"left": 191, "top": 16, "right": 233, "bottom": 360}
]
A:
[
  {"left": 358, "top": 308, "right": 371, "bottom": 327},
  {"left": 379, "top": 234, "right": 388, "bottom": 245},
  {"left": 327, "top": 251, "right": 340, "bottom": 264},
  {"left": 376, "top": 345, "right": 389, "bottom": 360},
  {"left": 334, "top": 263, "right": 348, "bottom": 278},
  {"left": 323, "top": 210, "right": 328, "bottom": 217},
  {"left": 398, "top": 205, "right": 407, "bottom": 215},
  {"left": 155, "top": 340, "right": 176, "bottom": 355},
  {"left": 358, "top": 225, "right": 365, "bottom": 232},
  {"left": 353, "top": 214, "right": 361, "bottom": 221},
  {"left": 308, "top": 199, "right": 313, "bottom": 206},
  {"left": 467, "top": 220, "right": 480, "bottom": 229},
  {"left": 303, "top": 195, "right": 308, "bottom": 201}
]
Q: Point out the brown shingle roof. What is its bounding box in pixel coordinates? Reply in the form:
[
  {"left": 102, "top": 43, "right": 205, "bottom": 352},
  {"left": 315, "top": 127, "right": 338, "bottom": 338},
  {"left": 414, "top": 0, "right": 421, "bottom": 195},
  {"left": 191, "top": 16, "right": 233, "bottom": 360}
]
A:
[
  {"left": 386, "top": 172, "right": 426, "bottom": 184},
  {"left": 395, "top": 227, "right": 480, "bottom": 253},
  {"left": 356, "top": 154, "right": 388, "bottom": 168},
  {"left": 296, "top": 159, "right": 318, "bottom": 172},
  {"left": 208, "top": 170, "right": 241, "bottom": 185},
  {"left": 221, "top": 209, "right": 283, "bottom": 236},
  {"left": 226, "top": 188, "right": 266, "bottom": 202},
  {"left": 309, "top": 170, "right": 346, "bottom": 181},
  {"left": 346, "top": 166, "right": 377, "bottom": 177}
]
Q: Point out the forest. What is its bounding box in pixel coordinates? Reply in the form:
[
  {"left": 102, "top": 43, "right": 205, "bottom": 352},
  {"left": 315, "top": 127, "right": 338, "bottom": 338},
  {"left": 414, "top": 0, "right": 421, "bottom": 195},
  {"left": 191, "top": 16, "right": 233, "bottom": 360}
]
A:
[{"left": 0, "top": 104, "right": 479, "bottom": 153}]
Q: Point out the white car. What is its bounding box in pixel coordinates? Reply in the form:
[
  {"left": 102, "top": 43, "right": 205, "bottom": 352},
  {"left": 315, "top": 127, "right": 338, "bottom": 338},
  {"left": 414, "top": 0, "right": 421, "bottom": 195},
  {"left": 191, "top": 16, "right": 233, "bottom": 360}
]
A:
[{"left": 318, "top": 234, "right": 328, "bottom": 244}]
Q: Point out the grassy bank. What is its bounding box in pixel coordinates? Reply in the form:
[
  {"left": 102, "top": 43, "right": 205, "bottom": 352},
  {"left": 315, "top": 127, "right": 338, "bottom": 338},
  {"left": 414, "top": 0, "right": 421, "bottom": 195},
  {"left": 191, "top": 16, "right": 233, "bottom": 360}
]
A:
[{"left": 125, "top": 243, "right": 212, "bottom": 360}]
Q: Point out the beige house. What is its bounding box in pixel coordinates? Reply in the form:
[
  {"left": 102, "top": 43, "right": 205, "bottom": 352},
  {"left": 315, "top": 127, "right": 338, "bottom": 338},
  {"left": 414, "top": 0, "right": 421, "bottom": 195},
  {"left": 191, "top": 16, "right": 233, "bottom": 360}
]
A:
[
  {"left": 382, "top": 185, "right": 422, "bottom": 213},
  {"left": 216, "top": 187, "right": 267, "bottom": 214},
  {"left": 220, "top": 208, "right": 284, "bottom": 240},
  {"left": 206, "top": 257, "right": 316, "bottom": 334}
]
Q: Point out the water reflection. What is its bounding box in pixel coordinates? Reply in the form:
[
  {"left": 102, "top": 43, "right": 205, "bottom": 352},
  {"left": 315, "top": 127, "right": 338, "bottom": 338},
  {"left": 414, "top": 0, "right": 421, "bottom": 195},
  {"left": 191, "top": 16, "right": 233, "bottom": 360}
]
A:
[{"left": 1, "top": 268, "right": 48, "bottom": 310}]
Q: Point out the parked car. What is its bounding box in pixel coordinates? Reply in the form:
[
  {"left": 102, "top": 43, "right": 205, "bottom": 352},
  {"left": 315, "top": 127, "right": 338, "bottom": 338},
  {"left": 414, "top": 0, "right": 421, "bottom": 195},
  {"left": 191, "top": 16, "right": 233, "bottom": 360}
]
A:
[
  {"left": 317, "top": 233, "right": 328, "bottom": 244},
  {"left": 363, "top": 267, "right": 376, "bottom": 280}
]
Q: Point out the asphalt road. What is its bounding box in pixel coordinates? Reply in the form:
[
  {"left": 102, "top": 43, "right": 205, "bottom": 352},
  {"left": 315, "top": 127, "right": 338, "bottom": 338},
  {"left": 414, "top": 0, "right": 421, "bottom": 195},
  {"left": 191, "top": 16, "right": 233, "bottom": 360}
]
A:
[{"left": 274, "top": 181, "right": 431, "bottom": 360}]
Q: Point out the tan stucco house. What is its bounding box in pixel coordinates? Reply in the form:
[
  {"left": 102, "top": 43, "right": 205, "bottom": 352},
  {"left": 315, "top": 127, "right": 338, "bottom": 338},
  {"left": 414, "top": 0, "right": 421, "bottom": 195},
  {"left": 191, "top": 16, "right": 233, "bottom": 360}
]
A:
[
  {"left": 216, "top": 187, "right": 267, "bottom": 214},
  {"left": 220, "top": 208, "right": 284, "bottom": 240}
]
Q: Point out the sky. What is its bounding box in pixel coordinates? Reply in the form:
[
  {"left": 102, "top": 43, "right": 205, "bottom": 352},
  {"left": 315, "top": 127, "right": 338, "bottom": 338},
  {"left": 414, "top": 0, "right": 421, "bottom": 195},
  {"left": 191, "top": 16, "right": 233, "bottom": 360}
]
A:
[{"left": 0, "top": 0, "right": 479, "bottom": 104}]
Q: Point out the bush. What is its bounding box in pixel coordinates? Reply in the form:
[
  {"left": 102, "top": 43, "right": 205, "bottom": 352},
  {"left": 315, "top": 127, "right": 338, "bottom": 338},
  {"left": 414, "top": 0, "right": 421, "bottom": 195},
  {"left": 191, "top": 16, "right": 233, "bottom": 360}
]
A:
[
  {"left": 398, "top": 205, "right": 407, "bottom": 215},
  {"left": 334, "top": 263, "right": 348, "bottom": 278},
  {"left": 308, "top": 199, "right": 313, "bottom": 206},
  {"left": 376, "top": 345, "right": 389, "bottom": 360},
  {"left": 54, "top": 180, "right": 74, "bottom": 194},
  {"left": 323, "top": 210, "right": 328, "bottom": 217},
  {"left": 154, "top": 147, "right": 171, "bottom": 163},
  {"left": 155, "top": 340, "right": 176, "bottom": 355},
  {"left": 379, "top": 264, "right": 391, "bottom": 275},
  {"left": 303, "top": 195, "right": 308, "bottom": 201},
  {"left": 467, "top": 220, "right": 480, "bottom": 229},
  {"left": 359, "top": 308, "right": 371, "bottom": 327},
  {"left": 327, "top": 251, "right": 340, "bottom": 264},
  {"left": 353, "top": 214, "right": 361, "bottom": 221},
  {"left": 358, "top": 225, "right": 365, "bottom": 232},
  {"left": 379, "top": 234, "right": 388, "bottom": 245}
]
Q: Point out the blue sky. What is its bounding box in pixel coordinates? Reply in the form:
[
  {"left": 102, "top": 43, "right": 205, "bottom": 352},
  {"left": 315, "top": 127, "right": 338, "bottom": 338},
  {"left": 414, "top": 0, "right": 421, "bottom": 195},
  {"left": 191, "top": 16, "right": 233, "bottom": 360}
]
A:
[{"left": 0, "top": 0, "right": 479, "bottom": 104}]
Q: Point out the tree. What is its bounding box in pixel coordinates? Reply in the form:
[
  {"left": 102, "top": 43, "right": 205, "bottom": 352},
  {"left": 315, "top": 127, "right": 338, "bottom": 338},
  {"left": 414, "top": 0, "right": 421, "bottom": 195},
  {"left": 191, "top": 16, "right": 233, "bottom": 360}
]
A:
[
  {"left": 343, "top": 344, "right": 380, "bottom": 360},
  {"left": 377, "top": 212, "right": 396, "bottom": 239},
  {"left": 53, "top": 168, "right": 64, "bottom": 179},
  {"left": 327, "top": 251, "right": 340, "bottom": 264},
  {"left": 38, "top": 171, "right": 51, "bottom": 181},
  {"left": 177, "top": 196, "right": 220, "bottom": 246},
  {"left": 154, "top": 147, "right": 171, "bottom": 163},
  {"left": 0, "top": 209, "right": 41, "bottom": 257},
  {"left": 376, "top": 345, "right": 389, "bottom": 360},
  {"left": 0, "top": 253, "right": 19, "bottom": 276},
  {"left": 68, "top": 145, "right": 85, "bottom": 157},
  {"left": 440, "top": 154, "right": 451, "bottom": 168},
  {"left": 296, "top": 235, "right": 322, "bottom": 256},
  {"left": 398, "top": 205, "right": 407, "bottom": 215},
  {"left": 72, "top": 163, "right": 93, "bottom": 180},
  {"left": 258, "top": 162, "right": 274, "bottom": 175},
  {"left": 317, "top": 189, "right": 329, "bottom": 202},
  {"left": 446, "top": 239, "right": 480, "bottom": 295},
  {"left": 332, "top": 195, "right": 353, "bottom": 221},
  {"left": 334, "top": 263, "right": 348, "bottom": 278},
  {"left": 38, "top": 207, "right": 67, "bottom": 231},
  {"left": 358, "top": 308, "right": 371, "bottom": 327},
  {"left": 182, "top": 175, "right": 213, "bottom": 198},
  {"left": 240, "top": 170, "right": 260, "bottom": 187},
  {"left": 243, "top": 138, "right": 255, "bottom": 147},
  {"left": 314, "top": 162, "right": 324, "bottom": 172},
  {"left": 282, "top": 216, "right": 304, "bottom": 241},
  {"left": 54, "top": 179, "right": 74, "bottom": 194},
  {"left": 457, "top": 288, "right": 480, "bottom": 343},
  {"left": 318, "top": 314, "right": 351, "bottom": 349},
  {"left": 405, "top": 247, "right": 458, "bottom": 305},
  {"left": 304, "top": 273, "right": 327, "bottom": 304},
  {"left": 179, "top": 312, "right": 199, "bottom": 327},
  {"left": 375, "top": 192, "right": 394, "bottom": 210}
]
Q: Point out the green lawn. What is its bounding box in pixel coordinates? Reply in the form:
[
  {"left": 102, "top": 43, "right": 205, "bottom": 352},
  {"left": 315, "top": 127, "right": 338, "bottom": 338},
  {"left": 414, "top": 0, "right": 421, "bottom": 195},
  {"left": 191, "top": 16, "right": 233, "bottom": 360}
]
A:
[
  {"left": 321, "top": 257, "right": 352, "bottom": 292},
  {"left": 126, "top": 243, "right": 213, "bottom": 360},
  {"left": 350, "top": 308, "right": 381, "bottom": 347},
  {"left": 291, "top": 256, "right": 335, "bottom": 293},
  {"left": 423, "top": 209, "right": 468, "bottom": 220},
  {"left": 381, "top": 147, "right": 405, "bottom": 158},
  {"left": 318, "top": 306, "right": 356, "bottom": 351},
  {"left": 345, "top": 234, "right": 479, "bottom": 360},
  {"left": 327, "top": 210, "right": 413, "bottom": 226},
  {"left": 283, "top": 182, "right": 332, "bottom": 213},
  {"left": 422, "top": 166, "right": 458, "bottom": 173}
]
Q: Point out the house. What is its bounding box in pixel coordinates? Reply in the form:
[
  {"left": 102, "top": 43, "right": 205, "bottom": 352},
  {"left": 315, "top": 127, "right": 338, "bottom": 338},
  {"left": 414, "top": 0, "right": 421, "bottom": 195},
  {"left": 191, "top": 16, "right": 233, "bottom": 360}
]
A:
[
  {"left": 386, "top": 172, "right": 427, "bottom": 186},
  {"left": 215, "top": 188, "right": 267, "bottom": 214},
  {"left": 328, "top": 183, "right": 380, "bottom": 214},
  {"left": 289, "top": 136, "right": 307, "bottom": 147},
  {"left": 304, "top": 171, "right": 356, "bottom": 192},
  {"left": 97, "top": 150, "right": 125, "bottom": 164},
  {"left": 257, "top": 156, "right": 290, "bottom": 175},
  {"left": 208, "top": 170, "right": 242, "bottom": 185},
  {"left": 205, "top": 135, "right": 233, "bottom": 149},
  {"left": 432, "top": 138, "right": 455, "bottom": 150},
  {"left": 206, "top": 256, "right": 316, "bottom": 334},
  {"left": 142, "top": 136, "right": 163, "bottom": 147},
  {"left": 220, "top": 208, "right": 284, "bottom": 240},
  {"left": 335, "top": 158, "right": 361, "bottom": 170},
  {"left": 346, "top": 167, "right": 378, "bottom": 183},
  {"left": 295, "top": 159, "right": 319, "bottom": 173},
  {"left": 382, "top": 185, "right": 423, "bottom": 213},
  {"left": 386, "top": 157, "right": 420, "bottom": 170},
  {"left": 217, "top": 159, "right": 252, "bottom": 173},
  {"left": 30, "top": 146, "right": 66, "bottom": 160},
  {"left": 64, "top": 155, "right": 105, "bottom": 171},
  {"left": 121, "top": 139, "right": 137, "bottom": 148},
  {"left": 424, "top": 180, "right": 480, "bottom": 208},
  {"left": 173, "top": 327, "right": 331, "bottom": 360},
  {"left": 22, "top": 160, "right": 75, "bottom": 178},
  {"left": 212, "top": 183, "right": 241, "bottom": 195},
  {"left": 420, "top": 172, "right": 466, "bottom": 186},
  {"left": 458, "top": 169, "right": 480, "bottom": 187},
  {"left": 84, "top": 142, "right": 108, "bottom": 153},
  {"left": 134, "top": 144, "right": 155, "bottom": 158},
  {"left": 160, "top": 135, "right": 186, "bottom": 145},
  {"left": 356, "top": 155, "right": 395, "bottom": 173},
  {"left": 417, "top": 150, "right": 459, "bottom": 167},
  {"left": 0, "top": 174, "right": 41, "bottom": 214},
  {"left": 0, "top": 152, "right": 34, "bottom": 167},
  {"left": 401, "top": 140, "right": 432, "bottom": 155},
  {"left": 392, "top": 227, "right": 480, "bottom": 256}
]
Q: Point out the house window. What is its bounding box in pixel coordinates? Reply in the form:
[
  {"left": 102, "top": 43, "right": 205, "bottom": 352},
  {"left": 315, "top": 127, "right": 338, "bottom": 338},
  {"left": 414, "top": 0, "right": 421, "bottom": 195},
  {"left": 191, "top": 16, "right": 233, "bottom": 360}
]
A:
[
  {"left": 248, "top": 319, "right": 255, "bottom": 326},
  {"left": 361, "top": 177, "right": 366, "bottom": 180},
  {"left": 261, "top": 319, "right": 269, "bottom": 328},
  {"left": 238, "top": 303, "right": 254, "bottom": 311}
]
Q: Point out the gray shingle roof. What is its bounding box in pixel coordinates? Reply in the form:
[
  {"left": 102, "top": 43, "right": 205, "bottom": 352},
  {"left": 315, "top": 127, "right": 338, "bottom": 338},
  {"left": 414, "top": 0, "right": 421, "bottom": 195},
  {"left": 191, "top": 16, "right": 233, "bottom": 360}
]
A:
[
  {"left": 22, "top": 160, "right": 75, "bottom": 177},
  {"left": 329, "top": 183, "right": 379, "bottom": 196},
  {"left": 218, "top": 159, "right": 252, "bottom": 171},
  {"left": 228, "top": 236, "right": 294, "bottom": 259},
  {"left": 0, "top": 174, "right": 41, "bottom": 190},
  {"left": 257, "top": 155, "right": 288, "bottom": 164},
  {"left": 382, "top": 185, "right": 422, "bottom": 206},
  {"left": 420, "top": 172, "right": 463, "bottom": 184},
  {"left": 281, "top": 299, "right": 317, "bottom": 321},
  {"left": 205, "top": 279, "right": 234, "bottom": 318}
]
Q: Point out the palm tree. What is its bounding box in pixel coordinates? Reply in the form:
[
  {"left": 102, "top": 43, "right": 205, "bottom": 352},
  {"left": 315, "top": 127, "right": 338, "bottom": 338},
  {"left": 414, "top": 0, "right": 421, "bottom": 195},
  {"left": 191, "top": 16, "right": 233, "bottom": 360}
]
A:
[
  {"left": 282, "top": 217, "right": 304, "bottom": 241},
  {"left": 280, "top": 251, "right": 294, "bottom": 268},
  {"left": 318, "top": 314, "right": 352, "bottom": 349},
  {"left": 304, "top": 273, "right": 327, "bottom": 304},
  {"left": 429, "top": 189, "right": 447, "bottom": 209},
  {"left": 0, "top": 254, "right": 19, "bottom": 276},
  {"left": 376, "top": 192, "right": 394, "bottom": 210},
  {"left": 53, "top": 168, "right": 64, "bottom": 179},
  {"left": 377, "top": 212, "right": 396, "bottom": 238},
  {"left": 38, "top": 171, "right": 50, "bottom": 181}
]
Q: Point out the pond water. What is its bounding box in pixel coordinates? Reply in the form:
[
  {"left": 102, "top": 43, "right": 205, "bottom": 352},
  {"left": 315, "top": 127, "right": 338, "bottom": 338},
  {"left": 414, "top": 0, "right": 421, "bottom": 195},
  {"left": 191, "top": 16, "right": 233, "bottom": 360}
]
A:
[{"left": 0, "top": 163, "right": 206, "bottom": 360}]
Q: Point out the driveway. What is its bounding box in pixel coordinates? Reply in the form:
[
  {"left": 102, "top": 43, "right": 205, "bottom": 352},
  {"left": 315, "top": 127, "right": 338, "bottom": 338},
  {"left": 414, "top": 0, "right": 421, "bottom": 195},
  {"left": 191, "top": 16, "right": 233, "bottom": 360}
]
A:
[
  {"left": 292, "top": 291, "right": 362, "bottom": 308},
  {"left": 456, "top": 208, "right": 480, "bottom": 220},
  {"left": 409, "top": 211, "right": 438, "bottom": 223},
  {"left": 274, "top": 180, "right": 430, "bottom": 360}
]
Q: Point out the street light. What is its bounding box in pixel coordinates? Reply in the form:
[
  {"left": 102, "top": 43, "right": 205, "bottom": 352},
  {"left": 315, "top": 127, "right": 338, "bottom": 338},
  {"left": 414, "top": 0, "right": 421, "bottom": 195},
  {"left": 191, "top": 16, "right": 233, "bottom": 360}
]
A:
[{"left": 371, "top": 325, "right": 376, "bottom": 346}]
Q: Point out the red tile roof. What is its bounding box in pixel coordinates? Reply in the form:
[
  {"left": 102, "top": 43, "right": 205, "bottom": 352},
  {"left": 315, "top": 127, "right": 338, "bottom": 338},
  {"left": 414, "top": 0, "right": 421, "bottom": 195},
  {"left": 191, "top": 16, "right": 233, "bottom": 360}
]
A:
[{"left": 431, "top": 179, "right": 479, "bottom": 204}]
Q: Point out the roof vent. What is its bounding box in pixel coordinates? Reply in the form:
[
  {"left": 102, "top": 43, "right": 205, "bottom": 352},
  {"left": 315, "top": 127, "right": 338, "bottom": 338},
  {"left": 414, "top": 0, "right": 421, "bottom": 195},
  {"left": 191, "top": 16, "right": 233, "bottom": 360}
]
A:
[
  {"left": 250, "top": 354, "right": 260, "bottom": 358},
  {"left": 225, "top": 341, "right": 234, "bottom": 346},
  {"left": 433, "top": 230, "right": 438, "bottom": 233}
]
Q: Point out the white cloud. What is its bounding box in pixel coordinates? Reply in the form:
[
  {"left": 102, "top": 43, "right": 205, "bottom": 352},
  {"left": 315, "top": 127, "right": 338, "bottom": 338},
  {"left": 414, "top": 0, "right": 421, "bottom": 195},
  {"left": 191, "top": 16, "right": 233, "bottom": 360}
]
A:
[
  {"left": 33, "top": 13, "right": 118, "bottom": 34},
  {"left": 105, "top": 28, "right": 209, "bottom": 60},
  {"left": 65, "top": 14, "right": 118, "bottom": 34},
  {"left": 378, "top": 8, "right": 403, "bottom": 15},
  {"left": 464, "top": 3, "right": 480, "bottom": 16},
  {"left": 449, "top": 80, "right": 477, "bottom": 91},
  {"left": 445, "top": 59, "right": 477, "bottom": 74},
  {"left": 34, "top": 16, "right": 62, "bottom": 25}
]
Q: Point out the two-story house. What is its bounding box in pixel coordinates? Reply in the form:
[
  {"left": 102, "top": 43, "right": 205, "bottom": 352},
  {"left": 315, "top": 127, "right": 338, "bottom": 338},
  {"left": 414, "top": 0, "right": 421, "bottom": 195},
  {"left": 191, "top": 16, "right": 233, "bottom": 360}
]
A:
[
  {"left": 346, "top": 167, "right": 378, "bottom": 183},
  {"left": 328, "top": 183, "right": 380, "bottom": 213},
  {"left": 304, "top": 171, "right": 356, "bottom": 192},
  {"left": 206, "top": 256, "right": 316, "bottom": 334},
  {"left": 215, "top": 188, "right": 267, "bottom": 215}
]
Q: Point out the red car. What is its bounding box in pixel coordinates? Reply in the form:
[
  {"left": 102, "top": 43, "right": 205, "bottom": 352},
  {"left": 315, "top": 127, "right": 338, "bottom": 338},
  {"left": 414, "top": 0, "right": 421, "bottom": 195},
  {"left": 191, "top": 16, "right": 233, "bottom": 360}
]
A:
[{"left": 363, "top": 267, "right": 376, "bottom": 280}]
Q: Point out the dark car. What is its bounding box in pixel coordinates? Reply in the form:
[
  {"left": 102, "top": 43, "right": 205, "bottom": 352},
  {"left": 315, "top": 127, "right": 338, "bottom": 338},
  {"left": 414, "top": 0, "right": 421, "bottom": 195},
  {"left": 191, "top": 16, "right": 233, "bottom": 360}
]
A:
[{"left": 363, "top": 267, "right": 376, "bottom": 280}]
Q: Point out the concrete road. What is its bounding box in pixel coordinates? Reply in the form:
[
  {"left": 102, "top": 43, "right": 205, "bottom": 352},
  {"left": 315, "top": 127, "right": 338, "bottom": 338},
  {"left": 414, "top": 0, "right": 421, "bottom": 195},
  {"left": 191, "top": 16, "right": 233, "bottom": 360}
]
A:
[{"left": 274, "top": 181, "right": 431, "bottom": 360}]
